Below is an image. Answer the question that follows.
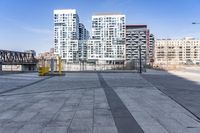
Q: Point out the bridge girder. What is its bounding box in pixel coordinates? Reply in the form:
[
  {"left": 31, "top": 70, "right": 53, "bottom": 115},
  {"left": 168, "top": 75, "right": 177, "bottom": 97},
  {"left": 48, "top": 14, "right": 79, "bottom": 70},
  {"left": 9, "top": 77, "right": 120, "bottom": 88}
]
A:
[{"left": 0, "top": 50, "right": 37, "bottom": 65}]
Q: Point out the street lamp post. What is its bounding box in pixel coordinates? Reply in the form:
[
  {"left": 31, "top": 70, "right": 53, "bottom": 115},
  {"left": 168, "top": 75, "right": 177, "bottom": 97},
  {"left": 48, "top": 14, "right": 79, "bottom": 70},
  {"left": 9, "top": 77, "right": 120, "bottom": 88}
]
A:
[
  {"left": 137, "top": 31, "right": 143, "bottom": 74},
  {"left": 166, "top": 40, "right": 169, "bottom": 70},
  {"left": 139, "top": 45, "right": 142, "bottom": 73},
  {"left": 0, "top": 61, "right": 2, "bottom": 71}
]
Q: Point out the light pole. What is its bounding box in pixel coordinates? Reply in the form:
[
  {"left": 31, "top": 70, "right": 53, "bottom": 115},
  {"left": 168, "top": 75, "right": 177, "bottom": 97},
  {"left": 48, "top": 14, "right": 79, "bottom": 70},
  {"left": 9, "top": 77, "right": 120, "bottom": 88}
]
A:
[
  {"left": 137, "top": 31, "right": 142, "bottom": 74},
  {"left": 0, "top": 61, "right": 2, "bottom": 72},
  {"left": 139, "top": 45, "right": 142, "bottom": 73},
  {"left": 166, "top": 39, "right": 168, "bottom": 70}
]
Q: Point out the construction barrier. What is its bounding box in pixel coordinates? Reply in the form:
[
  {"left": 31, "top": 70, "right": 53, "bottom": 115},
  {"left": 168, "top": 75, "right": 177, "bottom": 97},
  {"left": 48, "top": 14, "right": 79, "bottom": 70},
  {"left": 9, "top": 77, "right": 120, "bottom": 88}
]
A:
[{"left": 38, "top": 67, "right": 49, "bottom": 76}]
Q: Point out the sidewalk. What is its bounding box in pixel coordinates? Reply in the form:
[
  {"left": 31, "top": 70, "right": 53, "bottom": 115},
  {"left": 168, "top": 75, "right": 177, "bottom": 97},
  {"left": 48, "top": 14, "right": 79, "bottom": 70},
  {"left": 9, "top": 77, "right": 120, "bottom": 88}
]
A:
[{"left": 0, "top": 73, "right": 199, "bottom": 133}]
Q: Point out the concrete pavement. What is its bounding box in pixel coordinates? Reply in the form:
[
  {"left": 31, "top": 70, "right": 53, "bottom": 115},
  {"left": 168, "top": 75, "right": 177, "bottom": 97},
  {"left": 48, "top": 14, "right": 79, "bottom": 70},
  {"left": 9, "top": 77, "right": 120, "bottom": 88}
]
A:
[
  {"left": 142, "top": 69, "right": 200, "bottom": 120},
  {"left": 0, "top": 72, "right": 200, "bottom": 133}
]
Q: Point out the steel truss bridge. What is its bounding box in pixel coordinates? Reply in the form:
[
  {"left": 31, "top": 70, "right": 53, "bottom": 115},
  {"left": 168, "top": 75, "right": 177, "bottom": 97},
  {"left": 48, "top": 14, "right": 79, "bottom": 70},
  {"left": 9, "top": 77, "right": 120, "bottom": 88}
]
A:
[{"left": 0, "top": 50, "right": 37, "bottom": 65}]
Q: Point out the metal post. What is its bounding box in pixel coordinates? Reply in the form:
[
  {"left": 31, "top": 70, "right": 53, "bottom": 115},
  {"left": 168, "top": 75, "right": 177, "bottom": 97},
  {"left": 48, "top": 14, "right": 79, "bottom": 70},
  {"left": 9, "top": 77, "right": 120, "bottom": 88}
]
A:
[
  {"left": 41, "top": 57, "right": 45, "bottom": 67},
  {"left": 58, "top": 57, "right": 62, "bottom": 74},
  {"left": 79, "top": 60, "right": 81, "bottom": 71},
  {"left": 166, "top": 40, "right": 168, "bottom": 70},
  {"left": 50, "top": 58, "right": 54, "bottom": 74},
  {"left": 139, "top": 45, "right": 142, "bottom": 73},
  {"left": 83, "top": 60, "right": 85, "bottom": 71},
  {"left": 0, "top": 62, "right": 2, "bottom": 72}
]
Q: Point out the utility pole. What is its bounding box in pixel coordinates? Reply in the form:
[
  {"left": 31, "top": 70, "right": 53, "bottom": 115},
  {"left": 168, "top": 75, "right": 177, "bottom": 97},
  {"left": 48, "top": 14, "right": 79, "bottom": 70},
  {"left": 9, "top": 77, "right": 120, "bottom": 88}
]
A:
[
  {"left": 50, "top": 58, "right": 54, "bottom": 74},
  {"left": 166, "top": 40, "right": 168, "bottom": 70},
  {"left": 0, "top": 62, "right": 2, "bottom": 72},
  {"left": 139, "top": 45, "right": 142, "bottom": 73}
]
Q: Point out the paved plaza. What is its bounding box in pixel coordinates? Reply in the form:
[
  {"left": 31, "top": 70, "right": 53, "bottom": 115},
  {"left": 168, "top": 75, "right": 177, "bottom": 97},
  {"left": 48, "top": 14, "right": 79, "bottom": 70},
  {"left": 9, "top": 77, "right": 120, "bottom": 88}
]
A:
[{"left": 0, "top": 71, "right": 200, "bottom": 133}]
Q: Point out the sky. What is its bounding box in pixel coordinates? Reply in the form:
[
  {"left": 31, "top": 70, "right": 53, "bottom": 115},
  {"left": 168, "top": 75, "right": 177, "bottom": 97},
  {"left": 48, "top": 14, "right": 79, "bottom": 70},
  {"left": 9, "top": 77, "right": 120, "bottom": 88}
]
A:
[{"left": 0, "top": 0, "right": 200, "bottom": 54}]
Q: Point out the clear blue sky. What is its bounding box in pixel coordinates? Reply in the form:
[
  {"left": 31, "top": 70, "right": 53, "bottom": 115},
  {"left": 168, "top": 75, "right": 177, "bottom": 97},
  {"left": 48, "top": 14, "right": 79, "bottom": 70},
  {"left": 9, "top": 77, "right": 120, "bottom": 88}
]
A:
[{"left": 0, "top": 0, "right": 200, "bottom": 53}]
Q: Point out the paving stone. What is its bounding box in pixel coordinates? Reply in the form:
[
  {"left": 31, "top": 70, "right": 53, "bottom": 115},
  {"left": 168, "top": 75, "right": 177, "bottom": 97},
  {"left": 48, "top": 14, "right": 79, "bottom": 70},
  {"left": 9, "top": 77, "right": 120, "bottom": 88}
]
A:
[
  {"left": 13, "top": 111, "right": 38, "bottom": 122},
  {"left": 75, "top": 110, "right": 93, "bottom": 119},
  {"left": 0, "top": 127, "right": 19, "bottom": 133},
  {"left": 29, "top": 112, "right": 54, "bottom": 124},
  {"left": 78, "top": 104, "right": 93, "bottom": 110},
  {"left": 94, "top": 115, "right": 116, "bottom": 127},
  {"left": 42, "top": 126, "right": 67, "bottom": 133},
  {"left": 0, "top": 110, "right": 18, "bottom": 120},
  {"left": 1, "top": 72, "right": 200, "bottom": 133},
  {"left": 17, "top": 124, "right": 42, "bottom": 133},
  {"left": 94, "top": 126, "right": 118, "bottom": 133},
  {"left": 68, "top": 118, "right": 93, "bottom": 133},
  {"left": 94, "top": 102, "right": 110, "bottom": 109},
  {"left": 54, "top": 111, "right": 74, "bottom": 122},
  {"left": 94, "top": 109, "right": 112, "bottom": 117}
]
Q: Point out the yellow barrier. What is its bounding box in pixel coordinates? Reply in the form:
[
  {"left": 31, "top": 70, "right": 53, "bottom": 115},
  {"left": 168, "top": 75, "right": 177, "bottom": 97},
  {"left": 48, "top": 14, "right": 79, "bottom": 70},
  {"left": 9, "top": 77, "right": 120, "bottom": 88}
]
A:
[
  {"left": 38, "top": 67, "right": 49, "bottom": 76},
  {"left": 58, "top": 57, "right": 62, "bottom": 75}
]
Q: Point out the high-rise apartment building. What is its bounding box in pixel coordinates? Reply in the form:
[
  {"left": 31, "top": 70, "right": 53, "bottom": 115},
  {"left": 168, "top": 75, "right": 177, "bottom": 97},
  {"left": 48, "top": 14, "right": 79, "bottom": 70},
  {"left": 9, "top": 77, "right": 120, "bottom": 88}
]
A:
[
  {"left": 125, "top": 25, "right": 154, "bottom": 65},
  {"left": 88, "top": 13, "right": 126, "bottom": 64},
  {"left": 78, "top": 23, "right": 89, "bottom": 60},
  {"left": 54, "top": 9, "right": 88, "bottom": 63},
  {"left": 78, "top": 40, "right": 87, "bottom": 60},
  {"left": 149, "top": 34, "right": 155, "bottom": 62},
  {"left": 53, "top": 9, "right": 155, "bottom": 70},
  {"left": 126, "top": 25, "right": 148, "bottom": 62},
  {"left": 79, "top": 23, "right": 89, "bottom": 40},
  {"left": 155, "top": 37, "right": 200, "bottom": 66}
]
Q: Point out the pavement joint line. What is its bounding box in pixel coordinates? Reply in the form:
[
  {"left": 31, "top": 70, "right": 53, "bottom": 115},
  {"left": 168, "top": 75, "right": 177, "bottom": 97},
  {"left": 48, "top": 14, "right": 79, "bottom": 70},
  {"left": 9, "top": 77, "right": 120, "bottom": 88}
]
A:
[
  {"left": 0, "top": 87, "right": 100, "bottom": 97},
  {"left": 0, "top": 89, "right": 69, "bottom": 97},
  {"left": 15, "top": 89, "right": 78, "bottom": 132},
  {"left": 97, "top": 73, "right": 144, "bottom": 133},
  {"left": 0, "top": 72, "right": 36, "bottom": 76},
  {"left": 156, "top": 85, "right": 200, "bottom": 122},
  {"left": 43, "top": 91, "right": 72, "bottom": 128},
  {"left": 63, "top": 70, "right": 138, "bottom": 73},
  {"left": 152, "top": 115, "right": 172, "bottom": 133},
  {"left": 92, "top": 86, "right": 95, "bottom": 133},
  {"left": 141, "top": 74, "right": 200, "bottom": 122},
  {"left": 66, "top": 90, "right": 87, "bottom": 133},
  {"left": 0, "top": 95, "right": 39, "bottom": 114},
  {"left": 0, "top": 96, "right": 41, "bottom": 123},
  {"left": 15, "top": 98, "right": 51, "bottom": 132},
  {"left": 0, "top": 76, "right": 53, "bottom": 95},
  {"left": 15, "top": 111, "right": 41, "bottom": 132}
]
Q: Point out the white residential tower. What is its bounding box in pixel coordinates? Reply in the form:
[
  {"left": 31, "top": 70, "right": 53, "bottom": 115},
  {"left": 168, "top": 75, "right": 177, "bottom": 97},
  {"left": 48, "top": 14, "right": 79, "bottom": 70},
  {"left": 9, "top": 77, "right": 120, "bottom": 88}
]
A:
[
  {"left": 88, "top": 13, "right": 126, "bottom": 64},
  {"left": 54, "top": 9, "right": 81, "bottom": 63}
]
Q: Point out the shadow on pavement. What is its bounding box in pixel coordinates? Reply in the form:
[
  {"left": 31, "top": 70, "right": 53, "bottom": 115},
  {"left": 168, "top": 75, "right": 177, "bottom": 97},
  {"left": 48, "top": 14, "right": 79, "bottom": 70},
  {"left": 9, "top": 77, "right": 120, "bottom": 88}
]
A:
[{"left": 142, "top": 69, "right": 200, "bottom": 120}]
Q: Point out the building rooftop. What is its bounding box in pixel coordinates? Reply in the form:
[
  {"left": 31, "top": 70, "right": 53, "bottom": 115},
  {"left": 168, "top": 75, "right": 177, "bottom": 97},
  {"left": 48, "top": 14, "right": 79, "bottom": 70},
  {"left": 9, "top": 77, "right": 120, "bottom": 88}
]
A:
[
  {"left": 156, "top": 37, "right": 200, "bottom": 41},
  {"left": 93, "top": 13, "right": 124, "bottom": 16},
  {"left": 126, "top": 25, "right": 147, "bottom": 30},
  {"left": 54, "top": 9, "right": 76, "bottom": 14},
  {"left": 126, "top": 24, "right": 147, "bottom": 27}
]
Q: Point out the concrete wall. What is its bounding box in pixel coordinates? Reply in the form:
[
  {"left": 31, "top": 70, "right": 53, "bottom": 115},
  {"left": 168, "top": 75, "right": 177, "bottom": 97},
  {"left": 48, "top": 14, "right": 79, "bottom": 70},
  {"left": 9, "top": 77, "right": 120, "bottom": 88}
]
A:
[
  {"left": 2, "top": 65, "right": 22, "bottom": 71},
  {"left": 2, "top": 65, "right": 36, "bottom": 71},
  {"left": 62, "top": 63, "right": 125, "bottom": 71}
]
